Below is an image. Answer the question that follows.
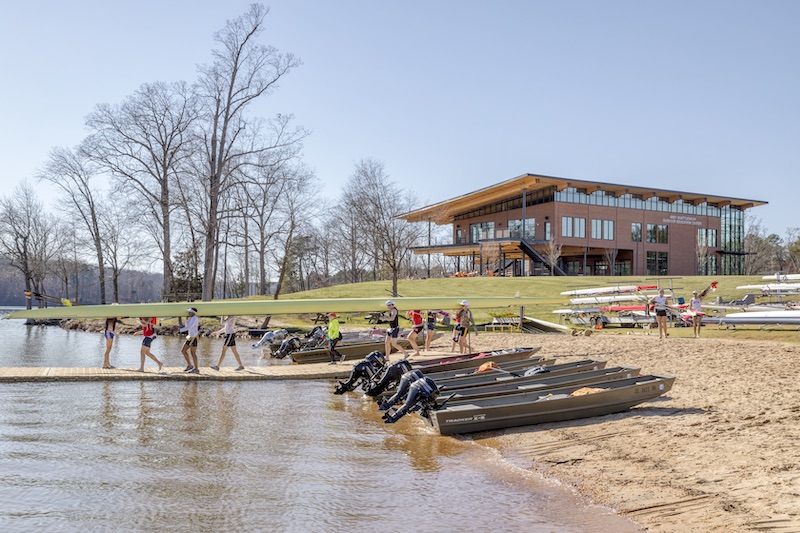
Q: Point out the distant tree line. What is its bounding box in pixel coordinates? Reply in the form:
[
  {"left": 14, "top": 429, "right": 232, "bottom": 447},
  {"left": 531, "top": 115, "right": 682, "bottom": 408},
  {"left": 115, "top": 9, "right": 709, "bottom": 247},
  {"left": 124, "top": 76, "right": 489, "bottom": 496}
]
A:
[
  {"left": 743, "top": 215, "right": 800, "bottom": 275},
  {"left": 0, "top": 5, "right": 451, "bottom": 308}
]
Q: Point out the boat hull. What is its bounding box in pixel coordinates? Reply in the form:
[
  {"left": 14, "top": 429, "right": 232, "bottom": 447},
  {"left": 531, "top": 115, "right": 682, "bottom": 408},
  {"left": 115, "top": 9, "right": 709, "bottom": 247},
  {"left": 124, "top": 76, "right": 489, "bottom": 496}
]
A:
[{"left": 427, "top": 374, "right": 675, "bottom": 435}]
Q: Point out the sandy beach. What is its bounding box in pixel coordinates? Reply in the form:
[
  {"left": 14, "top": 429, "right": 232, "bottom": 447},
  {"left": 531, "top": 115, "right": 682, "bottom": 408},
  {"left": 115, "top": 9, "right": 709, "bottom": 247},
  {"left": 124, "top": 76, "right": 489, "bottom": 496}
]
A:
[{"left": 419, "top": 331, "right": 800, "bottom": 532}]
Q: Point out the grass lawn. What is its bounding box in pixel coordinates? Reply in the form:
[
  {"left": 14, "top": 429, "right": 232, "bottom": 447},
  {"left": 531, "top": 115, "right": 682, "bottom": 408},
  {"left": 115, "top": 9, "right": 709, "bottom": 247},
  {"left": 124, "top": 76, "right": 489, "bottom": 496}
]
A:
[{"left": 256, "top": 275, "right": 800, "bottom": 343}]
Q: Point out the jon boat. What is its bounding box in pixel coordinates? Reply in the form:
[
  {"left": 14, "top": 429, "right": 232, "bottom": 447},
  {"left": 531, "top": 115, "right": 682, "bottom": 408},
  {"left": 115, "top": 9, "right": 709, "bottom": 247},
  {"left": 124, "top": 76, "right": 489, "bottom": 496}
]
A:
[
  {"left": 406, "top": 346, "right": 542, "bottom": 373},
  {"left": 424, "top": 374, "right": 675, "bottom": 435},
  {"left": 290, "top": 332, "right": 446, "bottom": 364},
  {"left": 440, "top": 366, "right": 641, "bottom": 404},
  {"left": 430, "top": 359, "right": 605, "bottom": 386}
]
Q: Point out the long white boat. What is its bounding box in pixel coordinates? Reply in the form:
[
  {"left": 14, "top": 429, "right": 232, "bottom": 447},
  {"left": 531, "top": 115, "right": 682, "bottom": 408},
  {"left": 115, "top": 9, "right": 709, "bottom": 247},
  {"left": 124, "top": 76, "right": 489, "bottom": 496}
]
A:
[
  {"left": 560, "top": 284, "right": 657, "bottom": 297},
  {"left": 736, "top": 283, "right": 800, "bottom": 294},
  {"left": 708, "top": 310, "right": 800, "bottom": 326},
  {"left": 568, "top": 293, "right": 666, "bottom": 305},
  {"left": 761, "top": 274, "right": 800, "bottom": 281}
]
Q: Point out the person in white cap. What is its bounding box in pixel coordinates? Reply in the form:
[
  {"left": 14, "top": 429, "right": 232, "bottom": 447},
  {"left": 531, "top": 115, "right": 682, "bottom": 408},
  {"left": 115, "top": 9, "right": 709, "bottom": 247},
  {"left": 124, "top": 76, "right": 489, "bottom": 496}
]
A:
[
  {"left": 452, "top": 300, "right": 477, "bottom": 354},
  {"left": 379, "top": 300, "right": 408, "bottom": 359},
  {"left": 179, "top": 307, "right": 200, "bottom": 373}
]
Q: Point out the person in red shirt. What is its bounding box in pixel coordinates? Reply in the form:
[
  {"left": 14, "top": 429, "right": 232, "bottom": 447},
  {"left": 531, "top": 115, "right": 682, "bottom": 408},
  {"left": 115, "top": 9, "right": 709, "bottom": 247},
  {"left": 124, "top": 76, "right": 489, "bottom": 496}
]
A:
[
  {"left": 134, "top": 317, "right": 163, "bottom": 372},
  {"left": 406, "top": 309, "right": 423, "bottom": 357}
]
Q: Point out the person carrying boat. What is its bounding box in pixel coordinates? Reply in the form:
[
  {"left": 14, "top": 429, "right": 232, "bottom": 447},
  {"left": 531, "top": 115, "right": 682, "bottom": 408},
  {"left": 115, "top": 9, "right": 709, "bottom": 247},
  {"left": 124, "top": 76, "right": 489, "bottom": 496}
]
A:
[
  {"left": 210, "top": 316, "right": 245, "bottom": 371},
  {"left": 179, "top": 307, "right": 200, "bottom": 373},
  {"left": 425, "top": 310, "right": 437, "bottom": 351},
  {"left": 649, "top": 289, "right": 669, "bottom": 339},
  {"left": 688, "top": 290, "right": 703, "bottom": 338},
  {"left": 326, "top": 312, "right": 344, "bottom": 364},
  {"left": 133, "top": 317, "right": 164, "bottom": 372},
  {"left": 453, "top": 300, "right": 477, "bottom": 354},
  {"left": 102, "top": 317, "right": 118, "bottom": 369},
  {"left": 406, "top": 309, "right": 423, "bottom": 357},
  {"left": 380, "top": 300, "right": 408, "bottom": 358}
]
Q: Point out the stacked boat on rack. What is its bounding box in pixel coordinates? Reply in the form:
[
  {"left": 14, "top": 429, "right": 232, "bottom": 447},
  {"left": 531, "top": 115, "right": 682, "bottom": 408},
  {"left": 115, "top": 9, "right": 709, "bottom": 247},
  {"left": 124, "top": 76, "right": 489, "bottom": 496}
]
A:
[
  {"left": 704, "top": 274, "right": 800, "bottom": 328},
  {"left": 333, "top": 346, "right": 675, "bottom": 435}
]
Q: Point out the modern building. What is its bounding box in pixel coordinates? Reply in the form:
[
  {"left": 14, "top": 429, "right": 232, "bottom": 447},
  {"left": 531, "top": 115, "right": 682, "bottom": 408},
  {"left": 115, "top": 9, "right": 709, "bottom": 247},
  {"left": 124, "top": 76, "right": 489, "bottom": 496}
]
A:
[{"left": 399, "top": 173, "right": 767, "bottom": 276}]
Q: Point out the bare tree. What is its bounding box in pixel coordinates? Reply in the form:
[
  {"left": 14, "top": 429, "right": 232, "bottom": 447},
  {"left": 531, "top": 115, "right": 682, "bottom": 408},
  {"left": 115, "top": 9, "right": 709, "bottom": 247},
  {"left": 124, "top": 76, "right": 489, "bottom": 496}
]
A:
[
  {"left": 543, "top": 240, "right": 563, "bottom": 275},
  {"left": 101, "top": 202, "right": 143, "bottom": 302},
  {"left": 84, "top": 81, "right": 198, "bottom": 297},
  {"left": 37, "top": 146, "right": 108, "bottom": 303},
  {"left": 603, "top": 248, "right": 618, "bottom": 276},
  {"left": 342, "top": 159, "right": 423, "bottom": 296},
  {"left": 196, "top": 3, "right": 306, "bottom": 300},
  {"left": 0, "top": 183, "right": 60, "bottom": 308}
]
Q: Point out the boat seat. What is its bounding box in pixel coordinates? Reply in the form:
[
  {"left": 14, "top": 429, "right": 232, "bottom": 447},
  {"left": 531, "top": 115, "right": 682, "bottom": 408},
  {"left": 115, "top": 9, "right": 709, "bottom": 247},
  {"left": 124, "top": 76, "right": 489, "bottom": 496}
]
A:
[{"left": 537, "top": 393, "right": 570, "bottom": 401}]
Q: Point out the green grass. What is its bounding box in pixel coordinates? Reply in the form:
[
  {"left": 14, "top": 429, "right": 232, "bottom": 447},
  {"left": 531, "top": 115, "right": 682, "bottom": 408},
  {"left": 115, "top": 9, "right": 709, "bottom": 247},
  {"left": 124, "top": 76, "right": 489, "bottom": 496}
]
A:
[{"left": 258, "top": 275, "right": 800, "bottom": 343}]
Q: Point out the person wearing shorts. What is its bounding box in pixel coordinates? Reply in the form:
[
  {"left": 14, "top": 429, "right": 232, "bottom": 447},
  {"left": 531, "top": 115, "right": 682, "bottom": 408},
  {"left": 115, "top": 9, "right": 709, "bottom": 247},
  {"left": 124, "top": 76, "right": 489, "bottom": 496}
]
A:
[
  {"left": 380, "top": 300, "right": 408, "bottom": 358},
  {"left": 649, "top": 290, "right": 669, "bottom": 339},
  {"left": 211, "top": 316, "right": 244, "bottom": 371},
  {"left": 102, "top": 317, "right": 118, "bottom": 369},
  {"left": 134, "top": 317, "right": 163, "bottom": 372},
  {"left": 179, "top": 308, "right": 200, "bottom": 373},
  {"left": 425, "top": 311, "right": 437, "bottom": 351},
  {"left": 406, "top": 309, "right": 423, "bottom": 356},
  {"left": 453, "top": 300, "right": 476, "bottom": 354}
]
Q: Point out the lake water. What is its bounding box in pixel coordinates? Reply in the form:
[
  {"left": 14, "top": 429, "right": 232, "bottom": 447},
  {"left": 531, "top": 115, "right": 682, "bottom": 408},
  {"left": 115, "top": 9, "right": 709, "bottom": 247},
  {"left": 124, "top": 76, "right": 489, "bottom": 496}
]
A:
[{"left": 0, "top": 311, "right": 641, "bottom": 532}]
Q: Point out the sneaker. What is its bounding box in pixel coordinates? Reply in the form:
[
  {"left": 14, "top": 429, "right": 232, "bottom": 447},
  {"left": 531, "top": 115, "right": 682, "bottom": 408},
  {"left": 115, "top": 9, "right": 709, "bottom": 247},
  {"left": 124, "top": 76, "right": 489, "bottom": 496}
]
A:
[
  {"left": 184, "top": 365, "right": 193, "bottom": 372},
  {"left": 235, "top": 366, "right": 244, "bottom": 371},
  {"left": 339, "top": 354, "right": 346, "bottom": 362},
  {"left": 328, "top": 362, "right": 336, "bottom": 365},
  {"left": 210, "top": 365, "right": 220, "bottom": 371},
  {"left": 189, "top": 368, "right": 200, "bottom": 374}
]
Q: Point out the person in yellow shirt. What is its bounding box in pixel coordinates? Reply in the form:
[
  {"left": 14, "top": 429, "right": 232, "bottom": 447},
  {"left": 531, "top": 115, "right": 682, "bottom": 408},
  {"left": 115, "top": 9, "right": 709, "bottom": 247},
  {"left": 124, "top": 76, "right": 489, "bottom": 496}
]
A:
[{"left": 327, "top": 312, "right": 344, "bottom": 364}]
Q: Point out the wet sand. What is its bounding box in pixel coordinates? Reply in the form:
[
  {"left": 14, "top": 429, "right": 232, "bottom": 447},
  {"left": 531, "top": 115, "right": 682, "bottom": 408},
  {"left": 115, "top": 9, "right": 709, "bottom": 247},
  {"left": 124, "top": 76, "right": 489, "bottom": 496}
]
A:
[{"left": 422, "top": 332, "right": 800, "bottom": 533}]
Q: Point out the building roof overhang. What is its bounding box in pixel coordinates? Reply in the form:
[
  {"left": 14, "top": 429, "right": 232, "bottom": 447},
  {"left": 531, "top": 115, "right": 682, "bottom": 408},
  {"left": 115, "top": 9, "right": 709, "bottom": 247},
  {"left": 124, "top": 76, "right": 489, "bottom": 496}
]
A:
[{"left": 398, "top": 173, "right": 768, "bottom": 224}]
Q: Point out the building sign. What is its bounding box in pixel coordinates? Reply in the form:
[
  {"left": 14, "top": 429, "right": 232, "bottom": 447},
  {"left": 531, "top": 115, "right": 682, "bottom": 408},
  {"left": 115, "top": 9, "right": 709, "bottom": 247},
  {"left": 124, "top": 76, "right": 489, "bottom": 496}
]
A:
[{"left": 662, "top": 215, "right": 701, "bottom": 226}]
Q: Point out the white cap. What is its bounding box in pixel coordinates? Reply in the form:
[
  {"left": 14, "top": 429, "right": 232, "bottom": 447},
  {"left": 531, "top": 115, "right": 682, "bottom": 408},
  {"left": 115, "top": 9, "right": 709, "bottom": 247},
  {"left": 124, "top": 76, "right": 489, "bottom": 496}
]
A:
[
  {"left": 460, "top": 300, "right": 469, "bottom": 306},
  {"left": 386, "top": 300, "right": 395, "bottom": 306},
  {"left": 187, "top": 307, "right": 197, "bottom": 314}
]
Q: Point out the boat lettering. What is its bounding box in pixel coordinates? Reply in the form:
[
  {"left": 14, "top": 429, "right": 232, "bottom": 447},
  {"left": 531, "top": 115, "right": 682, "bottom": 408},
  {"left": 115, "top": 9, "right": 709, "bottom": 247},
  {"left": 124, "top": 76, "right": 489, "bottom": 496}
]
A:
[{"left": 445, "top": 414, "right": 487, "bottom": 424}]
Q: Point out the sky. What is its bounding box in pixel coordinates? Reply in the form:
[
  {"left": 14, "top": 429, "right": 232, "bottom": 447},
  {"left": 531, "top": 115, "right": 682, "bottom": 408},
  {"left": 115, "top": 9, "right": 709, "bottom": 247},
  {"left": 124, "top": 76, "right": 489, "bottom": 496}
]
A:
[{"left": 1, "top": 0, "right": 798, "bottom": 236}]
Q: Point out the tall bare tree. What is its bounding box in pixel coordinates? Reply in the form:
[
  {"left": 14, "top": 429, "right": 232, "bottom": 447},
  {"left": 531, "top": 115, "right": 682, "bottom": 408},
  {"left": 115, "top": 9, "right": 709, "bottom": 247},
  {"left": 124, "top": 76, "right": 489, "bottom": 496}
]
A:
[
  {"left": 0, "top": 183, "right": 60, "bottom": 308},
  {"left": 37, "top": 146, "right": 108, "bottom": 303},
  {"left": 342, "top": 159, "right": 423, "bottom": 296},
  {"left": 84, "top": 81, "right": 198, "bottom": 298},
  {"left": 196, "top": 3, "right": 306, "bottom": 300}
]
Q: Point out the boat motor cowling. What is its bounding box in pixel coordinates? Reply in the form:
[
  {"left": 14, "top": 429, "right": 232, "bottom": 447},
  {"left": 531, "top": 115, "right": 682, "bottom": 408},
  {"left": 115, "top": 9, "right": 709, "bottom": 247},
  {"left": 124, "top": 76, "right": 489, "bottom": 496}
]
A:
[
  {"left": 273, "top": 337, "right": 301, "bottom": 359},
  {"left": 378, "top": 369, "right": 424, "bottom": 410},
  {"left": 333, "top": 351, "right": 388, "bottom": 395},
  {"left": 383, "top": 376, "right": 439, "bottom": 423},
  {"left": 363, "top": 359, "right": 413, "bottom": 397}
]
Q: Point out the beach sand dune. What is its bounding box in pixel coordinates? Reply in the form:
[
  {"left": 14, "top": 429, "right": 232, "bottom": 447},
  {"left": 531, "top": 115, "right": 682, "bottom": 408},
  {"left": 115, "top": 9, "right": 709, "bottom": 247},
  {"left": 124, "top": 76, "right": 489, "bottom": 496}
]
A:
[{"left": 434, "top": 332, "right": 800, "bottom": 532}]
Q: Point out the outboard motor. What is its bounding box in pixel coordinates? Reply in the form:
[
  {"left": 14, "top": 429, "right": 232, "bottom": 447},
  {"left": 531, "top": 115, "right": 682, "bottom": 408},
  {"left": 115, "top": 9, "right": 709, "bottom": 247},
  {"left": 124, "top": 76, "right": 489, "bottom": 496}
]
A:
[
  {"left": 378, "top": 369, "right": 424, "bottom": 410},
  {"left": 333, "top": 351, "right": 387, "bottom": 395},
  {"left": 252, "top": 328, "right": 287, "bottom": 348},
  {"left": 383, "top": 376, "right": 439, "bottom": 423},
  {"left": 363, "top": 359, "right": 413, "bottom": 397},
  {"left": 274, "top": 336, "right": 302, "bottom": 359}
]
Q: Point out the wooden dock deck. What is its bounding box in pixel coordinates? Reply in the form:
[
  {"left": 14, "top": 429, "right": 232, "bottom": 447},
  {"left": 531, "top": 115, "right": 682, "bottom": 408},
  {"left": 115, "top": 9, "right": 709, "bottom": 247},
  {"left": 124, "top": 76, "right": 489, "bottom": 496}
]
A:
[{"left": 0, "top": 364, "right": 353, "bottom": 383}]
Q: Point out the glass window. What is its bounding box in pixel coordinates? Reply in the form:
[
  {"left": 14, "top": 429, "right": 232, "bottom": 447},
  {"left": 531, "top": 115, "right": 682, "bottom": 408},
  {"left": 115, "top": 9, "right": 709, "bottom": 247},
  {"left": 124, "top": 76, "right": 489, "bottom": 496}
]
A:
[
  {"left": 561, "top": 216, "right": 573, "bottom": 237},
  {"left": 646, "top": 224, "right": 657, "bottom": 243},
  {"left": 591, "top": 219, "right": 602, "bottom": 239},
  {"left": 544, "top": 221, "right": 551, "bottom": 240},
  {"left": 603, "top": 220, "right": 614, "bottom": 240},
  {"left": 469, "top": 221, "right": 494, "bottom": 242},
  {"left": 631, "top": 222, "right": 642, "bottom": 242},
  {"left": 575, "top": 217, "right": 586, "bottom": 238},
  {"left": 657, "top": 224, "right": 668, "bottom": 244}
]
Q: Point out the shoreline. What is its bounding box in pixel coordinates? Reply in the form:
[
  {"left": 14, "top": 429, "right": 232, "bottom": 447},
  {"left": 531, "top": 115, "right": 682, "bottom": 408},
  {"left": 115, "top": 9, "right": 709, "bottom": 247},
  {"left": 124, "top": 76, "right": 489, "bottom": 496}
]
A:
[{"left": 452, "top": 332, "right": 800, "bottom": 533}]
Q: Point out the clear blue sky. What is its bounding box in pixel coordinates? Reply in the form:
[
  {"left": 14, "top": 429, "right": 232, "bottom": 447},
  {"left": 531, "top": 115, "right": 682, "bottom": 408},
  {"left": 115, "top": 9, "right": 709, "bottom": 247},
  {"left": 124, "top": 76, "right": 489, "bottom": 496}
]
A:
[{"left": 2, "top": 1, "right": 797, "bottom": 236}]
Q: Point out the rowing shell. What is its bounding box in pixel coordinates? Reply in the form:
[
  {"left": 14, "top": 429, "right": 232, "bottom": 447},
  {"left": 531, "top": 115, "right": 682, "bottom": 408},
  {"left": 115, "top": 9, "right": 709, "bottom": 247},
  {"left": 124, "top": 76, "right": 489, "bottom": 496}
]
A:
[
  {"left": 3, "top": 296, "right": 539, "bottom": 320},
  {"left": 560, "top": 284, "right": 657, "bottom": 297}
]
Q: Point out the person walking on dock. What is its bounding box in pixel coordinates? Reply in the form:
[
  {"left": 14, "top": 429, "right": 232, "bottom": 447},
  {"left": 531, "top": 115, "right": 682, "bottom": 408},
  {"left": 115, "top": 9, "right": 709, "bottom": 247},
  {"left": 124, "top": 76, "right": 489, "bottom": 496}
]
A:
[
  {"left": 381, "top": 300, "right": 408, "bottom": 359},
  {"left": 326, "top": 312, "right": 344, "bottom": 364},
  {"left": 134, "top": 317, "right": 164, "bottom": 372},
  {"left": 180, "top": 308, "right": 200, "bottom": 373},
  {"left": 102, "top": 317, "right": 118, "bottom": 369},
  {"left": 210, "top": 316, "right": 245, "bottom": 371}
]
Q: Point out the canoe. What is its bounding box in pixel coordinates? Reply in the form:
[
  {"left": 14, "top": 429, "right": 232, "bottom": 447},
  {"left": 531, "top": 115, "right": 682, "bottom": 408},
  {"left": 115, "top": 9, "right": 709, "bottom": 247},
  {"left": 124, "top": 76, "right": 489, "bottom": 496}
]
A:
[
  {"left": 424, "top": 374, "right": 675, "bottom": 435},
  {"left": 441, "top": 366, "right": 641, "bottom": 404}
]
